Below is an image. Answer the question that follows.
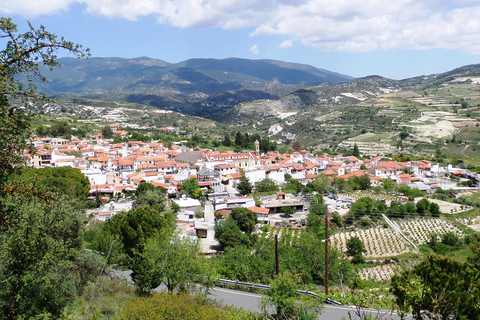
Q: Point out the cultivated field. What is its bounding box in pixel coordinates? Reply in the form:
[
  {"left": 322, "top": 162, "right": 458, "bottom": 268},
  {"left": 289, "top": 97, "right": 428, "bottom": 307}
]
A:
[{"left": 330, "top": 217, "right": 465, "bottom": 258}]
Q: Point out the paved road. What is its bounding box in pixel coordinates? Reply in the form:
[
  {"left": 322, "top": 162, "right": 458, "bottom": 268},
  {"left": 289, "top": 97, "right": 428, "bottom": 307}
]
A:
[
  {"left": 112, "top": 269, "right": 403, "bottom": 319},
  {"left": 209, "top": 287, "right": 403, "bottom": 319}
]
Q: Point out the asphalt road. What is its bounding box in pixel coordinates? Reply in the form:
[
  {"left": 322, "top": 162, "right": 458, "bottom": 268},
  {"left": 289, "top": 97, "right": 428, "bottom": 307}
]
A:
[
  {"left": 112, "top": 269, "right": 403, "bottom": 319},
  {"left": 209, "top": 287, "right": 403, "bottom": 320}
]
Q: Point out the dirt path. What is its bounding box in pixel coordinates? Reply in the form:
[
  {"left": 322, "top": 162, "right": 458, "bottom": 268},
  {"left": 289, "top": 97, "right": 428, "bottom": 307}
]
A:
[{"left": 461, "top": 144, "right": 472, "bottom": 159}]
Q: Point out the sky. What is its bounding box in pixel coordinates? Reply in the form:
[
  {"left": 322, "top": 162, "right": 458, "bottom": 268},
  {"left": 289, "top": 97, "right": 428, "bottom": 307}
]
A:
[{"left": 2, "top": 0, "right": 480, "bottom": 79}]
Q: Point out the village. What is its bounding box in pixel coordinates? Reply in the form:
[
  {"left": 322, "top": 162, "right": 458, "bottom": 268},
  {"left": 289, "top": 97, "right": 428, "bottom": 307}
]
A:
[{"left": 24, "top": 123, "right": 478, "bottom": 253}]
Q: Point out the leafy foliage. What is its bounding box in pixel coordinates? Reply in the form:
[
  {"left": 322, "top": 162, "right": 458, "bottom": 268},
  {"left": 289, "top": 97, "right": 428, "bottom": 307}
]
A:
[
  {"left": 101, "top": 124, "right": 114, "bottom": 139},
  {"left": 261, "top": 271, "right": 323, "bottom": 320},
  {"left": 107, "top": 205, "right": 175, "bottom": 290},
  {"left": 346, "top": 237, "right": 366, "bottom": 257},
  {"left": 214, "top": 218, "right": 251, "bottom": 249},
  {"left": 141, "top": 233, "right": 214, "bottom": 293},
  {"left": 0, "top": 18, "right": 89, "bottom": 184},
  {"left": 118, "top": 292, "right": 258, "bottom": 320},
  {"left": 0, "top": 178, "right": 88, "bottom": 319},
  {"left": 231, "top": 207, "right": 257, "bottom": 234},
  {"left": 391, "top": 255, "right": 480, "bottom": 319},
  {"left": 237, "top": 173, "right": 253, "bottom": 195},
  {"left": 255, "top": 178, "right": 279, "bottom": 193},
  {"left": 281, "top": 206, "right": 294, "bottom": 218},
  {"left": 133, "top": 188, "right": 166, "bottom": 211},
  {"left": 213, "top": 228, "right": 352, "bottom": 286},
  {"left": 181, "top": 178, "right": 203, "bottom": 199},
  {"left": 21, "top": 166, "right": 90, "bottom": 202},
  {"left": 312, "top": 173, "right": 331, "bottom": 193},
  {"left": 0, "top": 97, "right": 34, "bottom": 184},
  {"left": 348, "top": 175, "right": 371, "bottom": 190},
  {"left": 0, "top": 18, "right": 91, "bottom": 319}
]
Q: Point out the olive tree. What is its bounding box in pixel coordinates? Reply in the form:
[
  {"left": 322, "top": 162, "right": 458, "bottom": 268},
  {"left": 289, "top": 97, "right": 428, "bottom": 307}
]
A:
[
  {"left": 0, "top": 18, "right": 90, "bottom": 319},
  {"left": 0, "top": 18, "right": 89, "bottom": 184}
]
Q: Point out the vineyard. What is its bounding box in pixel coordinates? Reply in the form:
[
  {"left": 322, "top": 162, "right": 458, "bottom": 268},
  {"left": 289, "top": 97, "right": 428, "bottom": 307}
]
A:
[
  {"left": 358, "top": 265, "right": 398, "bottom": 282},
  {"left": 329, "top": 227, "right": 409, "bottom": 258},
  {"left": 259, "top": 226, "right": 303, "bottom": 245},
  {"left": 396, "top": 218, "right": 464, "bottom": 245},
  {"left": 259, "top": 217, "right": 468, "bottom": 281},
  {"left": 330, "top": 217, "right": 465, "bottom": 258},
  {"left": 339, "top": 191, "right": 404, "bottom": 204}
]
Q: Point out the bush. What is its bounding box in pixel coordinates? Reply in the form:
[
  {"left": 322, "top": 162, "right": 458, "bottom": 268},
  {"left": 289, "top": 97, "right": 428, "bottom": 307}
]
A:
[
  {"left": 118, "top": 292, "right": 255, "bottom": 319},
  {"left": 351, "top": 254, "right": 366, "bottom": 265}
]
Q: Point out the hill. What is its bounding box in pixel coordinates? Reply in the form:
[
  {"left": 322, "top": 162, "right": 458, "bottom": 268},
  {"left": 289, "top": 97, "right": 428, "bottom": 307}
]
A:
[
  {"left": 226, "top": 63, "right": 480, "bottom": 159},
  {"left": 25, "top": 56, "right": 352, "bottom": 119}
]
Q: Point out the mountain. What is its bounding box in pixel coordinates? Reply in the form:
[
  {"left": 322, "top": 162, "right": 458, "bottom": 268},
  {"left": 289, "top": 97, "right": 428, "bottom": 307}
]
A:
[{"left": 26, "top": 56, "right": 352, "bottom": 119}]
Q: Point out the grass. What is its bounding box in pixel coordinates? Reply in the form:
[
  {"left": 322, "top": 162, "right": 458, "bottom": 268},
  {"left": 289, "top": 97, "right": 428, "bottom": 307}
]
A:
[
  {"left": 449, "top": 246, "right": 474, "bottom": 263},
  {"left": 65, "top": 273, "right": 136, "bottom": 319},
  {"left": 465, "top": 191, "right": 480, "bottom": 203}
]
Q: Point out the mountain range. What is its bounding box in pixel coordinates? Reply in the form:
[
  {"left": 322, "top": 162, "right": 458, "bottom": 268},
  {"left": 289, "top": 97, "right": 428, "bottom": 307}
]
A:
[
  {"left": 29, "top": 57, "right": 352, "bottom": 119},
  {"left": 28, "top": 56, "right": 480, "bottom": 156}
]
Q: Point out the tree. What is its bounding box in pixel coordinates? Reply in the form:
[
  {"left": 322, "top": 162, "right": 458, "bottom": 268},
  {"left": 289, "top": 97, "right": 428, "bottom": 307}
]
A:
[
  {"left": 134, "top": 188, "right": 166, "bottom": 211},
  {"left": 348, "top": 175, "right": 371, "bottom": 190},
  {"left": 306, "top": 213, "right": 325, "bottom": 238},
  {"left": 281, "top": 206, "right": 294, "bottom": 218},
  {"left": 430, "top": 201, "right": 441, "bottom": 217},
  {"left": 182, "top": 178, "right": 203, "bottom": 199},
  {"left": 222, "top": 134, "right": 231, "bottom": 147},
  {"left": 346, "top": 237, "right": 366, "bottom": 257},
  {"left": 230, "top": 207, "right": 257, "bottom": 234},
  {"left": 261, "top": 271, "right": 323, "bottom": 320},
  {"left": 21, "top": 166, "right": 90, "bottom": 202},
  {"left": 416, "top": 198, "right": 430, "bottom": 216},
  {"left": 309, "top": 202, "right": 326, "bottom": 215},
  {"left": 135, "top": 181, "right": 156, "bottom": 196},
  {"left": 382, "top": 177, "right": 395, "bottom": 192},
  {"left": 84, "top": 220, "right": 125, "bottom": 264},
  {"left": 312, "top": 173, "right": 331, "bottom": 193},
  {"left": 214, "top": 218, "right": 251, "bottom": 249},
  {"left": 399, "top": 131, "right": 409, "bottom": 140},
  {"left": 108, "top": 206, "right": 175, "bottom": 288},
  {"left": 235, "top": 131, "right": 244, "bottom": 147},
  {"left": 293, "top": 140, "right": 301, "bottom": 152},
  {"left": 352, "top": 143, "right": 360, "bottom": 157},
  {"left": 0, "top": 178, "right": 90, "bottom": 319},
  {"left": 0, "top": 18, "right": 89, "bottom": 184},
  {"left": 349, "top": 197, "right": 375, "bottom": 218},
  {"left": 255, "top": 178, "right": 279, "bottom": 193},
  {"left": 101, "top": 125, "right": 114, "bottom": 139},
  {"left": 0, "top": 18, "right": 90, "bottom": 319},
  {"left": 237, "top": 173, "right": 253, "bottom": 195},
  {"left": 333, "top": 176, "right": 349, "bottom": 192},
  {"left": 391, "top": 255, "right": 480, "bottom": 320},
  {"left": 140, "top": 233, "right": 213, "bottom": 293}
]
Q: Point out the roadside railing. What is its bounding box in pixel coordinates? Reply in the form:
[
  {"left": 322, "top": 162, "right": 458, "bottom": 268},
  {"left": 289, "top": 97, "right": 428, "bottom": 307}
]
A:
[{"left": 216, "top": 278, "right": 342, "bottom": 305}]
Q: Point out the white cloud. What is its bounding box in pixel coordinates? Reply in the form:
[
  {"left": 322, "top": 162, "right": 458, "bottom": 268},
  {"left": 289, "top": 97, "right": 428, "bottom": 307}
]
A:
[
  {"left": 250, "top": 44, "right": 259, "bottom": 55},
  {"left": 0, "top": 0, "right": 74, "bottom": 17},
  {"left": 280, "top": 40, "right": 293, "bottom": 48},
  {"left": 3, "top": 0, "right": 480, "bottom": 54}
]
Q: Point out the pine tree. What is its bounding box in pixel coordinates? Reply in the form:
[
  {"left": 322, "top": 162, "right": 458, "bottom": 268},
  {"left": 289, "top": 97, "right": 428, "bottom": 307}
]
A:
[{"left": 352, "top": 143, "right": 360, "bottom": 157}]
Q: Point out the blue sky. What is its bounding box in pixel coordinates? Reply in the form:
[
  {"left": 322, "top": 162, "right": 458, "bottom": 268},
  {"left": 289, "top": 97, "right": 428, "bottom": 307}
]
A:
[{"left": 3, "top": 0, "right": 480, "bottom": 79}]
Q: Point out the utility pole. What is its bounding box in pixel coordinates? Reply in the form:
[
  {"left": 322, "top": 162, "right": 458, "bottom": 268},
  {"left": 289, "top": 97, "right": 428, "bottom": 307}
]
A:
[
  {"left": 325, "top": 203, "right": 329, "bottom": 295},
  {"left": 275, "top": 234, "right": 279, "bottom": 275}
]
